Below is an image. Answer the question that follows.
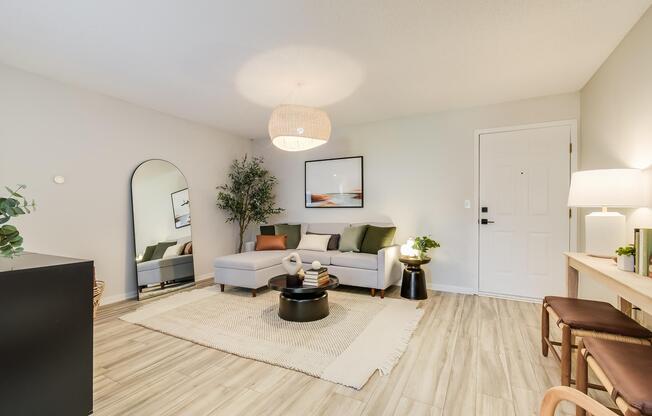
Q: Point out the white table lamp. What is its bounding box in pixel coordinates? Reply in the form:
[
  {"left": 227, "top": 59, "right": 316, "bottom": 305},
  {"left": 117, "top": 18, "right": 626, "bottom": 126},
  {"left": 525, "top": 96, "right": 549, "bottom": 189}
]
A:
[{"left": 568, "top": 169, "right": 645, "bottom": 257}]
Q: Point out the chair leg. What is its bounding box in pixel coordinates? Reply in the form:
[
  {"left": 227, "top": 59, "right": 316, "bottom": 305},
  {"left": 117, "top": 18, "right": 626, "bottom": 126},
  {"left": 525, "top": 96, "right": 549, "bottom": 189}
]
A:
[
  {"left": 380, "top": 289, "right": 385, "bottom": 299},
  {"left": 561, "top": 325, "right": 572, "bottom": 386},
  {"left": 542, "top": 303, "right": 550, "bottom": 357},
  {"left": 576, "top": 340, "right": 588, "bottom": 416},
  {"left": 251, "top": 289, "right": 257, "bottom": 297},
  {"left": 220, "top": 284, "right": 225, "bottom": 292},
  {"left": 370, "top": 288, "right": 376, "bottom": 297}
]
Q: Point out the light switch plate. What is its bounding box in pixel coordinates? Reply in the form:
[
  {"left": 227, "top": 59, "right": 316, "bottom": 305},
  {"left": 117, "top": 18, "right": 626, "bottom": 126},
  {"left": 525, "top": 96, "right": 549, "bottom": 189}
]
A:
[{"left": 464, "top": 200, "right": 471, "bottom": 209}]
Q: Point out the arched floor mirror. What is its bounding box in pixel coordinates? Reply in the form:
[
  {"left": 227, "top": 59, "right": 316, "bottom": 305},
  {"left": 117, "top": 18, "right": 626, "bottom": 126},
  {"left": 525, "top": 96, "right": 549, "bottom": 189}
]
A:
[{"left": 131, "top": 159, "right": 195, "bottom": 300}]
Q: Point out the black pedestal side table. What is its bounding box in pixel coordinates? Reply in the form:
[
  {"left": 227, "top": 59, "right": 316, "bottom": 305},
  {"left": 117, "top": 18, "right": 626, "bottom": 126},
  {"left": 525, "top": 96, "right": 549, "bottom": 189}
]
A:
[
  {"left": 399, "top": 256, "right": 430, "bottom": 300},
  {"left": 268, "top": 274, "right": 339, "bottom": 322}
]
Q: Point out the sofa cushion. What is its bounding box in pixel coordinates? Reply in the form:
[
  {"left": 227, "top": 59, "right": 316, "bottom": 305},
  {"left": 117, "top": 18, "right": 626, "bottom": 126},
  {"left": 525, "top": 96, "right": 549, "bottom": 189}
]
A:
[
  {"left": 306, "top": 222, "right": 350, "bottom": 235},
  {"left": 360, "top": 225, "right": 396, "bottom": 254},
  {"left": 339, "top": 225, "right": 368, "bottom": 252},
  {"left": 255, "top": 234, "right": 287, "bottom": 251},
  {"left": 260, "top": 224, "right": 277, "bottom": 235},
  {"left": 275, "top": 224, "right": 302, "bottom": 249},
  {"left": 151, "top": 241, "right": 177, "bottom": 260},
  {"left": 141, "top": 244, "right": 157, "bottom": 262},
  {"left": 214, "top": 251, "right": 287, "bottom": 271},
  {"left": 294, "top": 250, "right": 338, "bottom": 266},
  {"left": 331, "top": 252, "right": 378, "bottom": 270},
  {"left": 307, "top": 232, "right": 340, "bottom": 251},
  {"left": 296, "top": 234, "right": 330, "bottom": 252},
  {"left": 138, "top": 254, "right": 193, "bottom": 272}
]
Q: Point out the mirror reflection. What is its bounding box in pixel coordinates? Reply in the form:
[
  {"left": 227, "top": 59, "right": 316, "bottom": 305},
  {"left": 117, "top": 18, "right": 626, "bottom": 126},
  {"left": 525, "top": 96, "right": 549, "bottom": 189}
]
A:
[{"left": 131, "top": 160, "right": 195, "bottom": 300}]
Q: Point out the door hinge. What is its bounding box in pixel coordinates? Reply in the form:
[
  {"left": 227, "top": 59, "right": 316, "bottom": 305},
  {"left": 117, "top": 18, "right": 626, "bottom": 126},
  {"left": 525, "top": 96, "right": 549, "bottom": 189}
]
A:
[
  {"left": 570, "top": 143, "right": 573, "bottom": 153},
  {"left": 569, "top": 209, "right": 572, "bottom": 219}
]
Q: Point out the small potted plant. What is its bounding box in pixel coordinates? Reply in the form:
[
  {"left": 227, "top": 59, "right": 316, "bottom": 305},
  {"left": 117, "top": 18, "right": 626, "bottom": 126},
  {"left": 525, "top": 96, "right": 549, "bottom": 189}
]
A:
[
  {"left": 1, "top": 185, "right": 36, "bottom": 258},
  {"left": 615, "top": 245, "right": 635, "bottom": 272},
  {"left": 412, "top": 235, "right": 441, "bottom": 260}
]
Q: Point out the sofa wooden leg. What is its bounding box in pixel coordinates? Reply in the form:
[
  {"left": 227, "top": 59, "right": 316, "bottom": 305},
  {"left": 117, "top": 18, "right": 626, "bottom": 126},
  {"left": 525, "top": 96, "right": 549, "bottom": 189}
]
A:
[
  {"left": 542, "top": 303, "right": 549, "bottom": 357},
  {"left": 252, "top": 289, "right": 257, "bottom": 297},
  {"left": 220, "top": 284, "right": 225, "bottom": 292},
  {"left": 370, "top": 288, "right": 376, "bottom": 297},
  {"left": 380, "top": 289, "right": 385, "bottom": 299},
  {"left": 561, "top": 324, "right": 572, "bottom": 386}
]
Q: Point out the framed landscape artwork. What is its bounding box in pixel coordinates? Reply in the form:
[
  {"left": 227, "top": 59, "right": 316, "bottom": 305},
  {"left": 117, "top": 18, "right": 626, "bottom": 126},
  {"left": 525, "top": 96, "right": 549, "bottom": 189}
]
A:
[
  {"left": 171, "top": 188, "right": 191, "bottom": 228},
  {"left": 305, "top": 156, "right": 363, "bottom": 208}
]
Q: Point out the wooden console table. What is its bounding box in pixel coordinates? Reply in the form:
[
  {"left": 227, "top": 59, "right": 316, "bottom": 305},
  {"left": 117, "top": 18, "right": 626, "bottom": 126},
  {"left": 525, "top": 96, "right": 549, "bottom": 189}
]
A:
[{"left": 564, "top": 252, "right": 652, "bottom": 316}]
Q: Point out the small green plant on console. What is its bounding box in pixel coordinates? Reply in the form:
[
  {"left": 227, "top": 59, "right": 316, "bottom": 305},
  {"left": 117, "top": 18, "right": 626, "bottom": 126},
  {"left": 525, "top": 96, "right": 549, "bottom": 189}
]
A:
[{"left": 1, "top": 185, "right": 36, "bottom": 258}]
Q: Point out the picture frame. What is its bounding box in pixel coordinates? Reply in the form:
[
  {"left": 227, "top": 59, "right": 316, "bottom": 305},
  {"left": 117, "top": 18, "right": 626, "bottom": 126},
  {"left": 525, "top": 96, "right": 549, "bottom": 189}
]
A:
[
  {"left": 305, "top": 156, "right": 363, "bottom": 208},
  {"left": 171, "top": 188, "right": 191, "bottom": 228}
]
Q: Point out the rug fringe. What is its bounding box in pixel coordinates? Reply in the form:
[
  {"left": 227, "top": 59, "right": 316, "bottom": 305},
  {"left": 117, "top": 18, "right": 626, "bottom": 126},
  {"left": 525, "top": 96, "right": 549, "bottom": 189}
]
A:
[{"left": 377, "top": 306, "right": 425, "bottom": 376}]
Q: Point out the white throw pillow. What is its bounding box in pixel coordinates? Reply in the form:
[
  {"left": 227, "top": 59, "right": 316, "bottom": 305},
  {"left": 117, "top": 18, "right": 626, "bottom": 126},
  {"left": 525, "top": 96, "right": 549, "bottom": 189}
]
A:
[
  {"left": 162, "top": 243, "right": 184, "bottom": 258},
  {"left": 296, "top": 234, "right": 331, "bottom": 252}
]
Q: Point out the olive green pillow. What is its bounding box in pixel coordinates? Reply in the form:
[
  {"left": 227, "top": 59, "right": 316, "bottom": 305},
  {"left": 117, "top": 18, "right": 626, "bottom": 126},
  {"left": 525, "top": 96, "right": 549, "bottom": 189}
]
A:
[
  {"left": 141, "top": 245, "right": 157, "bottom": 262},
  {"left": 360, "top": 226, "right": 396, "bottom": 254},
  {"left": 274, "top": 224, "right": 301, "bottom": 249},
  {"left": 151, "top": 241, "right": 176, "bottom": 260},
  {"left": 338, "top": 225, "right": 368, "bottom": 252}
]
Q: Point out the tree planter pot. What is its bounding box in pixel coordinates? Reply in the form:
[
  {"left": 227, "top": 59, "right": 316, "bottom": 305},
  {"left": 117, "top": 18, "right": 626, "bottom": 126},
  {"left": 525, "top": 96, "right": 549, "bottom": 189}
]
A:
[{"left": 617, "top": 255, "right": 635, "bottom": 272}]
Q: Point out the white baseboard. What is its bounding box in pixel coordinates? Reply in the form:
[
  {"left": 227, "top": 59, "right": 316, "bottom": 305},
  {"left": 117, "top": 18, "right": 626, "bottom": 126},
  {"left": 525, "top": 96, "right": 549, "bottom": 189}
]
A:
[
  {"left": 101, "top": 290, "right": 137, "bottom": 306},
  {"left": 196, "top": 272, "right": 214, "bottom": 281},
  {"left": 427, "top": 283, "right": 477, "bottom": 295},
  {"left": 100, "top": 273, "right": 214, "bottom": 306},
  {"left": 477, "top": 290, "right": 541, "bottom": 303}
]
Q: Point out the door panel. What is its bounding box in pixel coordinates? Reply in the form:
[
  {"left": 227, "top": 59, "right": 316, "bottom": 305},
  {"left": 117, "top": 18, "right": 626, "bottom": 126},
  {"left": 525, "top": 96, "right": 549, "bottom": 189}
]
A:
[{"left": 479, "top": 125, "right": 570, "bottom": 299}]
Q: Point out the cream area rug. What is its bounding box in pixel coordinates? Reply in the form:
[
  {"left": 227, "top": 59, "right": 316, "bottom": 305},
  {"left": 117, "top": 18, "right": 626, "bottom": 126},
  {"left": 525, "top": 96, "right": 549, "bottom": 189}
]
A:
[{"left": 120, "top": 286, "right": 425, "bottom": 389}]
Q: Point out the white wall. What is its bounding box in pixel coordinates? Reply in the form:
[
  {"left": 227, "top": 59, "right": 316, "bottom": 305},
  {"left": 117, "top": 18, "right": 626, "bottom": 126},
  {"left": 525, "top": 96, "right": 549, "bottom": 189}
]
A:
[
  {"left": 0, "top": 63, "right": 249, "bottom": 303},
  {"left": 254, "top": 93, "right": 580, "bottom": 292},
  {"left": 132, "top": 160, "right": 191, "bottom": 255},
  {"left": 580, "top": 6, "right": 652, "bottom": 317}
]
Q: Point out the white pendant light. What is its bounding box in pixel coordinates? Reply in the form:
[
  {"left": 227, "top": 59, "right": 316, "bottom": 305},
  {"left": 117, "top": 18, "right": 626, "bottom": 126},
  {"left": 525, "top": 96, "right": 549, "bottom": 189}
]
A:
[{"left": 268, "top": 105, "right": 331, "bottom": 151}]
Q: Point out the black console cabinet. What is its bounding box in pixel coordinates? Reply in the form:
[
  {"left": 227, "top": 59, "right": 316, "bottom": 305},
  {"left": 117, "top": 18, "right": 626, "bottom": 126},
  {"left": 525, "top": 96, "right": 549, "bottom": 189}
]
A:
[{"left": 0, "top": 253, "right": 93, "bottom": 415}]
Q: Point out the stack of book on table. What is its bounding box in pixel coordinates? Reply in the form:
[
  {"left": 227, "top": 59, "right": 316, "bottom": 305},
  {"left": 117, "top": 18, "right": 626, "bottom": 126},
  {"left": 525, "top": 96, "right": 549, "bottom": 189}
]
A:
[{"left": 303, "top": 267, "right": 329, "bottom": 287}]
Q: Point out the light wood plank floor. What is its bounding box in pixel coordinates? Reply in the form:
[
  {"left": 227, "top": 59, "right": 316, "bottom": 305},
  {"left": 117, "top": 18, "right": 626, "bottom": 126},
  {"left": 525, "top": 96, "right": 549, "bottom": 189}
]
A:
[{"left": 94, "top": 283, "right": 610, "bottom": 415}]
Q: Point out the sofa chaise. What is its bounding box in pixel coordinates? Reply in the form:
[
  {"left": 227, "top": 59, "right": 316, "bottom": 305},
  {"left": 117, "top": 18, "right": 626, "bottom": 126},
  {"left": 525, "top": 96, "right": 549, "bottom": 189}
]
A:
[{"left": 213, "top": 222, "right": 401, "bottom": 297}]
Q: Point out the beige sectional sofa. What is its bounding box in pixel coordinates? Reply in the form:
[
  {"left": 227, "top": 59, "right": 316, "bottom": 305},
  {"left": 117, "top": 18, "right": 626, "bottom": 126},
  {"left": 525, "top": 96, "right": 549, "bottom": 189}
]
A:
[{"left": 213, "top": 222, "right": 401, "bottom": 297}]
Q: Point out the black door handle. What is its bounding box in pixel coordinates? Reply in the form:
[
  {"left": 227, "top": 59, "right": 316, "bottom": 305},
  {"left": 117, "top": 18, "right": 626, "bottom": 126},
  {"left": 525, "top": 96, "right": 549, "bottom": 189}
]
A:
[{"left": 480, "top": 219, "right": 495, "bottom": 225}]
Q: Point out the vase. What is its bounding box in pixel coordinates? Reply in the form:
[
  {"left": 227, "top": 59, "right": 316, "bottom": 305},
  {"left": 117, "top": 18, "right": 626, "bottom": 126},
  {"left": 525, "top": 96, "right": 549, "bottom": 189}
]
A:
[{"left": 617, "top": 255, "right": 635, "bottom": 272}]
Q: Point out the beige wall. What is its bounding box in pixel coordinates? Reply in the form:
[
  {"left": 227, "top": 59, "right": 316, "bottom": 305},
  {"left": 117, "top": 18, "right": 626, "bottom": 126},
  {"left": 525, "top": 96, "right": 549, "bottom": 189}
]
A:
[
  {"left": 254, "top": 93, "right": 580, "bottom": 293},
  {"left": 0, "top": 63, "right": 249, "bottom": 303},
  {"left": 580, "top": 6, "right": 652, "bottom": 323}
]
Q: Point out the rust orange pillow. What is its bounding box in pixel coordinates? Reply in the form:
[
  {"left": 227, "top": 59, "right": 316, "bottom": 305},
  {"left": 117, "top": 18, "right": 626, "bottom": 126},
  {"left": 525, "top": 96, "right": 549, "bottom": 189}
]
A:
[{"left": 255, "top": 234, "right": 287, "bottom": 251}]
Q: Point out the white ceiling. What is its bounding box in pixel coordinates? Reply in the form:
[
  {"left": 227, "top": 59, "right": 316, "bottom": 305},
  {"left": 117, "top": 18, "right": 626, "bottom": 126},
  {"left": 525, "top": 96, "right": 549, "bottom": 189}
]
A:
[{"left": 0, "top": 1, "right": 649, "bottom": 139}]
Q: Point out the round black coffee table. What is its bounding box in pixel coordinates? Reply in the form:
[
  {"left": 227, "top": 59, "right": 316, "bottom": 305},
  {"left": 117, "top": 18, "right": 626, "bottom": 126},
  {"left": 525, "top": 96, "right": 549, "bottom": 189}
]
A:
[
  {"left": 268, "top": 274, "right": 339, "bottom": 322},
  {"left": 399, "top": 256, "right": 430, "bottom": 300}
]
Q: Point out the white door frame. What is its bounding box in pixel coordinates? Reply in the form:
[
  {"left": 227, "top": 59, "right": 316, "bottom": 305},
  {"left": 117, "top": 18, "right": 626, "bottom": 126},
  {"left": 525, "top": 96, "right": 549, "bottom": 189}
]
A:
[{"left": 473, "top": 120, "right": 579, "bottom": 301}]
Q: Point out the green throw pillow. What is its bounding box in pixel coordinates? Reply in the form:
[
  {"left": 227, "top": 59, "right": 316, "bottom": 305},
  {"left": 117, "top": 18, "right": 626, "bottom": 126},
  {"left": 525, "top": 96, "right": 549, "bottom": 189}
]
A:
[
  {"left": 360, "top": 226, "right": 396, "bottom": 254},
  {"left": 141, "top": 244, "right": 157, "bottom": 262},
  {"left": 274, "top": 224, "right": 301, "bottom": 249},
  {"left": 151, "top": 241, "right": 176, "bottom": 260},
  {"left": 338, "top": 225, "right": 368, "bottom": 252}
]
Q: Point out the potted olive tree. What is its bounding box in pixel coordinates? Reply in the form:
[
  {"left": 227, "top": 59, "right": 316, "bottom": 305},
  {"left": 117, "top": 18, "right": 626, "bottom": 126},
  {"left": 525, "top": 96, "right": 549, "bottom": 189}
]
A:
[{"left": 216, "top": 155, "right": 284, "bottom": 253}]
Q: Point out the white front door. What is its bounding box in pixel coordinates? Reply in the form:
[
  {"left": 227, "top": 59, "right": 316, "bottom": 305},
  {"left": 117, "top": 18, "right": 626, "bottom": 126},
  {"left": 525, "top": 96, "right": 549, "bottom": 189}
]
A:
[{"left": 479, "top": 124, "right": 571, "bottom": 299}]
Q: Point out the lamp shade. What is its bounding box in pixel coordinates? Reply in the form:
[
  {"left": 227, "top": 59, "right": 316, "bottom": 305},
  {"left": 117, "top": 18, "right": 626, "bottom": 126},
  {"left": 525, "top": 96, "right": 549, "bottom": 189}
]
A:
[
  {"left": 567, "top": 169, "right": 645, "bottom": 208},
  {"left": 268, "top": 105, "right": 331, "bottom": 152}
]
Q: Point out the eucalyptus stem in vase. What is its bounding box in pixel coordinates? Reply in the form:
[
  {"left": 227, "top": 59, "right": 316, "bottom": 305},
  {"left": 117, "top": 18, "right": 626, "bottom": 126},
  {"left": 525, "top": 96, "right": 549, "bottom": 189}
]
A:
[
  {"left": 0, "top": 185, "right": 36, "bottom": 258},
  {"left": 412, "top": 235, "right": 440, "bottom": 260}
]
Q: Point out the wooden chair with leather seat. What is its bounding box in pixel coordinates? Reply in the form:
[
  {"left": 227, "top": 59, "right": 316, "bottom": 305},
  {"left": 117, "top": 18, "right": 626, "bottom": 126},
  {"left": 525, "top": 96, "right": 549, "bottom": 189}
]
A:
[
  {"left": 541, "top": 296, "right": 652, "bottom": 386},
  {"left": 576, "top": 338, "right": 652, "bottom": 416},
  {"left": 540, "top": 386, "right": 616, "bottom": 416}
]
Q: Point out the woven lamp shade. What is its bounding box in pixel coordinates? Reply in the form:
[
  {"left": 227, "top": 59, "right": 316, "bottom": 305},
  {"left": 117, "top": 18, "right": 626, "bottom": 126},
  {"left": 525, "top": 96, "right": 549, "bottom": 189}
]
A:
[{"left": 268, "top": 105, "right": 331, "bottom": 151}]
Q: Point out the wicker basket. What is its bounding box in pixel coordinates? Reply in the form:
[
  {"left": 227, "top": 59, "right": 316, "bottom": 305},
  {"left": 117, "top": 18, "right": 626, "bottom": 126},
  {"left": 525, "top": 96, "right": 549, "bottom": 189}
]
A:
[{"left": 93, "top": 280, "right": 105, "bottom": 319}]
